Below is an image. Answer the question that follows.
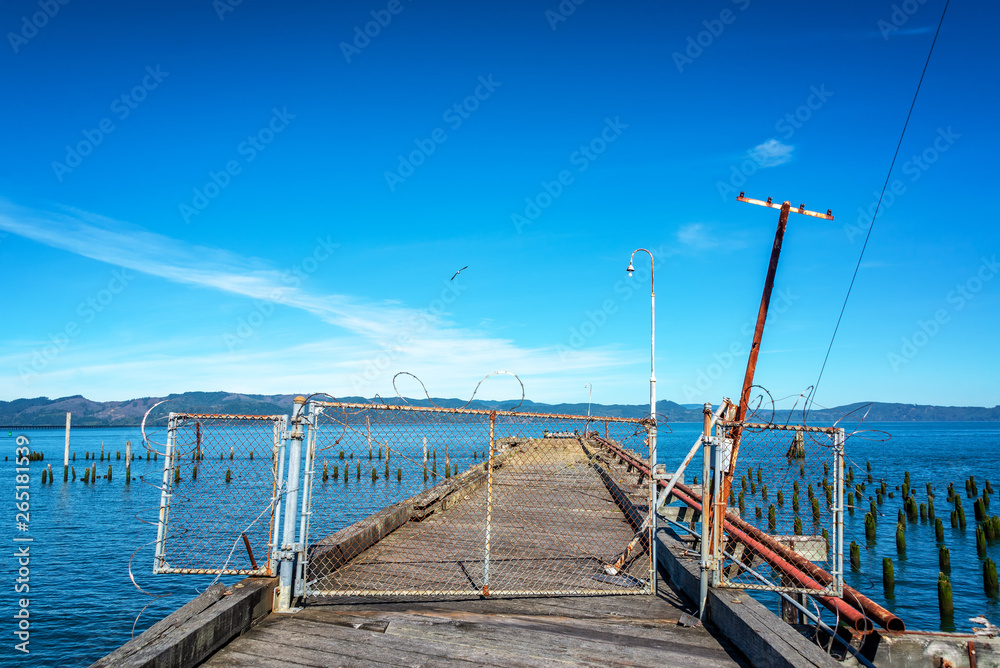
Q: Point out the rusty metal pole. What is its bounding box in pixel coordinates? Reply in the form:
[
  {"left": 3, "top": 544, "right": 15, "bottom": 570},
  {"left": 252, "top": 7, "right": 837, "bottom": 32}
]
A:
[{"left": 720, "top": 195, "right": 834, "bottom": 508}]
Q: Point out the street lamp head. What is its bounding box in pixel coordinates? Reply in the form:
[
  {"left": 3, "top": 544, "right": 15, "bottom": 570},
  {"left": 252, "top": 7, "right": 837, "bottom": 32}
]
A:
[{"left": 626, "top": 262, "right": 634, "bottom": 276}]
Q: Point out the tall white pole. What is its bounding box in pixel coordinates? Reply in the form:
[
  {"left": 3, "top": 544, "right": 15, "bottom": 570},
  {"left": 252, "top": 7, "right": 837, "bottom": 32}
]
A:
[
  {"left": 629, "top": 248, "right": 657, "bottom": 592},
  {"left": 64, "top": 412, "right": 71, "bottom": 482}
]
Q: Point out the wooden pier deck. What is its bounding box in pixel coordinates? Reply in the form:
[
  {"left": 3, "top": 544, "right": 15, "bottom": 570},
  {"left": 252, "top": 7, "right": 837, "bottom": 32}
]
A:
[
  {"left": 201, "top": 579, "right": 749, "bottom": 667},
  {"left": 197, "top": 438, "right": 749, "bottom": 667}
]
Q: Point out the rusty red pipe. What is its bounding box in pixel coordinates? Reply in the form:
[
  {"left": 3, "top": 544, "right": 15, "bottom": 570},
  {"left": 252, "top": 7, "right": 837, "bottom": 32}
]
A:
[
  {"left": 595, "top": 436, "right": 902, "bottom": 632},
  {"left": 667, "top": 482, "right": 872, "bottom": 633},
  {"left": 722, "top": 508, "right": 904, "bottom": 633}
]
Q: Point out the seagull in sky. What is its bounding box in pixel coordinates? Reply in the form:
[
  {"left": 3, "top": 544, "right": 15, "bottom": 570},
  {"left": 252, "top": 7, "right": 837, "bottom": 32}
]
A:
[{"left": 450, "top": 266, "right": 468, "bottom": 281}]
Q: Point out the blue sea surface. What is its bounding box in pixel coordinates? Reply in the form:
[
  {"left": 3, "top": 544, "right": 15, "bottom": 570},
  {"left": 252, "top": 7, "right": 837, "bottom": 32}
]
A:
[{"left": 1, "top": 421, "right": 998, "bottom": 665}]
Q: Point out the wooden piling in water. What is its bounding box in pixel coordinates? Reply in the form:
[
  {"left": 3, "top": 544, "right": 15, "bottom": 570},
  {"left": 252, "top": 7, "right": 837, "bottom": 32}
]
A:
[
  {"left": 896, "top": 523, "right": 906, "bottom": 554},
  {"left": 125, "top": 440, "right": 131, "bottom": 485},
  {"left": 977, "top": 525, "right": 987, "bottom": 557},
  {"left": 850, "top": 541, "right": 860, "bottom": 570},
  {"left": 935, "top": 517, "right": 944, "bottom": 542},
  {"left": 64, "top": 411, "right": 71, "bottom": 482},
  {"left": 940, "top": 545, "right": 951, "bottom": 573},
  {"left": 865, "top": 513, "right": 877, "bottom": 542},
  {"left": 883, "top": 558, "right": 894, "bottom": 597},
  {"left": 985, "top": 558, "right": 999, "bottom": 598},
  {"left": 938, "top": 572, "right": 954, "bottom": 619}
]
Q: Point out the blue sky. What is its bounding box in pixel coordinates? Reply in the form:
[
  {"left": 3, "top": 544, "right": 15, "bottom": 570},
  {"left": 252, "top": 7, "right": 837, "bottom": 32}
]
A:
[{"left": 0, "top": 0, "right": 997, "bottom": 408}]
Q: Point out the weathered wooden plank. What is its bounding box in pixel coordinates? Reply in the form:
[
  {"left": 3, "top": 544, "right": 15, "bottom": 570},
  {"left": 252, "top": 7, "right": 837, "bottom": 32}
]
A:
[
  {"left": 90, "top": 578, "right": 277, "bottom": 668},
  {"left": 238, "top": 622, "right": 488, "bottom": 667}
]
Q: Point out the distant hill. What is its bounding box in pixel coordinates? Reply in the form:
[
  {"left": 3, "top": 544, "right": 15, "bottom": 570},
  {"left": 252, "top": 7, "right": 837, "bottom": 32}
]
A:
[{"left": 1, "top": 393, "right": 998, "bottom": 426}]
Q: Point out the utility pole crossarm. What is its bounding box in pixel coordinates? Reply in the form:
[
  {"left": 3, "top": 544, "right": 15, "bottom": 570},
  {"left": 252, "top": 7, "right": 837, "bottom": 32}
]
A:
[
  {"left": 736, "top": 192, "right": 834, "bottom": 221},
  {"left": 718, "top": 192, "right": 835, "bottom": 513}
]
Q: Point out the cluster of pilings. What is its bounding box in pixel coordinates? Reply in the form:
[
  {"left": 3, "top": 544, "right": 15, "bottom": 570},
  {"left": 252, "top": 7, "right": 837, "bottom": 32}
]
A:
[
  {"left": 25, "top": 441, "right": 145, "bottom": 484},
  {"left": 853, "top": 465, "right": 998, "bottom": 627}
]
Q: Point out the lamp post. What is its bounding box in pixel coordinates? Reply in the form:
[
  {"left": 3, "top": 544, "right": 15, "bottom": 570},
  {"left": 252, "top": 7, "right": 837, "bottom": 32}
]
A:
[
  {"left": 627, "top": 248, "right": 656, "bottom": 591},
  {"left": 626, "top": 249, "right": 656, "bottom": 451}
]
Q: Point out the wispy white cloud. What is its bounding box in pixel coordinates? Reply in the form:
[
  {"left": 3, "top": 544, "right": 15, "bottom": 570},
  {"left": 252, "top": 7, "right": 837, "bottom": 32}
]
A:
[
  {"left": 676, "top": 223, "right": 720, "bottom": 251},
  {"left": 0, "top": 200, "right": 643, "bottom": 401},
  {"left": 749, "top": 138, "right": 794, "bottom": 168}
]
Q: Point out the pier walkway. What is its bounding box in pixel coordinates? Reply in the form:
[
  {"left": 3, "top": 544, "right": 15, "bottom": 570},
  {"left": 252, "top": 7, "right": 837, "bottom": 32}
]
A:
[{"left": 200, "top": 437, "right": 747, "bottom": 666}]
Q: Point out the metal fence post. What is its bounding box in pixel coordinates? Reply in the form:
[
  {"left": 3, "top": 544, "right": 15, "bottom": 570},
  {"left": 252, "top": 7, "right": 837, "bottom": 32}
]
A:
[
  {"left": 482, "top": 411, "right": 496, "bottom": 597},
  {"left": 277, "top": 397, "right": 306, "bottom": 612},
  {"left": 699, "top": 404, "right": 712, "bottom": 618},
  {"left": 269, "top": 417, "right": 288, "bottom": 577},
  {"left": 649, "top": 422, "right": 657, "bottom": 595},
  {"left": 711, "top": 435, "right": 723, "bottom": 587},
  {"left": 153, "top": 413, "right": 176, "bottom": 573},
  {"left": 295, "top": 404, "right": 317, "bottom": 597},
  {"left": 834, "top": 428, "right": 845, "bottom": 597}
]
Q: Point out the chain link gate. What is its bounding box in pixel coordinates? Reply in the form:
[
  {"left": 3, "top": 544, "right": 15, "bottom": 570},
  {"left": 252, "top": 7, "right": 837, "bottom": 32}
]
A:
[
  {"left": 711, "top": 421, "right": 845, "bottom": 596},
  {"left": 297, "top": 401, "right": 654, "bottom": 598},
  {"left": 153, "top": 413, "right": 287, "bottom": 576}
]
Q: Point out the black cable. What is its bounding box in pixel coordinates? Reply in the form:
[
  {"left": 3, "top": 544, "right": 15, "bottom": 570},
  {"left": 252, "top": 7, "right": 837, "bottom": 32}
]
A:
[{"left": 805, "top": 0, "right": 951, "bottom": 418}]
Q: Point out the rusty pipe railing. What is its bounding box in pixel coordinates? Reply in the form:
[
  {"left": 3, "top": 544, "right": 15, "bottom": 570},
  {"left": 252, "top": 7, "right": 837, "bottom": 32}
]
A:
[
  {"left": 721, "top": 507, "right": 903, "bottom": 633},
  {"left": 667, "top": 483, "right": 871, "bottom": 633},
  {"left": 594, "top": 435, "right": 902, "bottom": 633}
]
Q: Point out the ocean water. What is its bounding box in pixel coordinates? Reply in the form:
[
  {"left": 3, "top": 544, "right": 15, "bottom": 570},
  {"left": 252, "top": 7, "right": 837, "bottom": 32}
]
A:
[{"left": 1, "top": 421, "right": 997, "bottom": 666}]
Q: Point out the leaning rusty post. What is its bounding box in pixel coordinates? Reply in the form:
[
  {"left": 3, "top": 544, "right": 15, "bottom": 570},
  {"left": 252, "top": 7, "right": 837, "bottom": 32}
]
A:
[
  {"left": 720, "top": 194, "right": 834, "bottom": 508},
  {"left": 63, "top": 411, "right": 71, "bottom": 482},
  {"left": 483, "top": 411, "right": 496, "bottom": 597},
  {"left": 196, "top": 421, "right": 202, "bottom": 461},
  {"left": 125, "top": 440, "right": 131, "bottom": 485}
]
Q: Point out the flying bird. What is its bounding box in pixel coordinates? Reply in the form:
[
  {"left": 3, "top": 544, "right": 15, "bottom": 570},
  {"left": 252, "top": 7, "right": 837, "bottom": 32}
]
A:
[{"left": 450, "top": 266, "right": 468, "bottom": 281}]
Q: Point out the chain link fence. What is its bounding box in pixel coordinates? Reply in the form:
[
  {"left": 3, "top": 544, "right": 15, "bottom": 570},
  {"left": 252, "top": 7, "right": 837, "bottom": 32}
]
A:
[
  {"left": 300, "top": 402, "right": 653, "bottom": 597},
  {"left": 153, "top": 413, "right": 286, "bottom": 576},
  {"left": 715, "top": 421, "right": 844, "bottom": 595}
]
